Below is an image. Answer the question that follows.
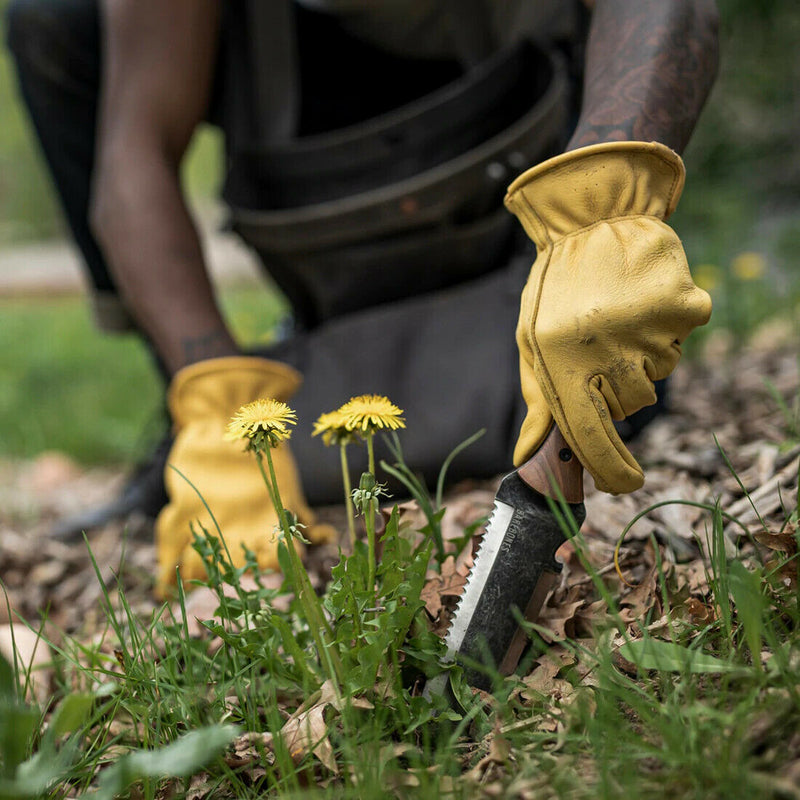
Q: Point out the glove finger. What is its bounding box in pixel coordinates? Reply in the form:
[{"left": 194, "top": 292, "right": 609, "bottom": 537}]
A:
[
  {"left": 595, "top": 365, "right": 658, "bottom": 420},
  {"left": 642, "top": 341, "right": 682, "bottom": 382},
  {"left": 679, "top": 284, "right": 713, "bottom": 333},
  {"left": 658, "top": 283, "right": 713, "bottom": 344},
  {"left": 556, "top": 377, "right": 644, "bottom": 494}
]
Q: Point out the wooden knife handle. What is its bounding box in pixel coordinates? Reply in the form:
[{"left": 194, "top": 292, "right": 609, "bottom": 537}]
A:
[{"left": 517, "top": 424, "right": 584, "bottom": 504}]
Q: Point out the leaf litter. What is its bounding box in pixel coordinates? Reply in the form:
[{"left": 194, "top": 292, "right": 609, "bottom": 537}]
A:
[{"left": 0, "top": 335, "right": 798, "bottom": 795}]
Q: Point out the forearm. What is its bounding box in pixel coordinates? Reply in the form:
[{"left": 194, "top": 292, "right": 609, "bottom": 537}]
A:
[
  {"left": 90, "top": 155, "right": 237, "bottom": 374},
  {"left": 568, "top": 0, "right": 719, "bottom": 153},
  {"left": 91, "top": 0, "right": 231, "bottom": 376}
]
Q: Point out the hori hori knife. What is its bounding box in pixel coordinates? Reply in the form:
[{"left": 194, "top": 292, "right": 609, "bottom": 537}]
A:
[{"left": 428, "top": 424, "right": 585, "bottom": 695}]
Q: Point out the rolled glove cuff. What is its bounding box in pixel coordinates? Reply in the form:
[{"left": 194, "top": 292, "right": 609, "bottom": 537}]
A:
[
  {"left": 504, "top": 141, "right": 685, "bottom": 245},
  {"left": 168, "top": 357, "right": 302, "bottom": 428}
]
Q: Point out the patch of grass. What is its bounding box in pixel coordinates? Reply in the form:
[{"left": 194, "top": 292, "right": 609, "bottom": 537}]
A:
[
  {"left": 4, "top": 419, "right": 800, "bottom": 798},
  {"left": 0, "top": 285, "right": 286, "bottom": 464},
  {"left": 0, "top": 297, "right": 162, "bottom": 463}
]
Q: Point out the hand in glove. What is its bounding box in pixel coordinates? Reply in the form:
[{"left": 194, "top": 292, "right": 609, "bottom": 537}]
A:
[
  {"left": 155, "top": 356, "right": 335, "bottom": 596},
  {"left": 505, "top": 141, "right": 711, "bottom": 494}
]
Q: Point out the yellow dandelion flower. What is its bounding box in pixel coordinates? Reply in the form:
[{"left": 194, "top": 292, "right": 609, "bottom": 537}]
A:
[
  {"left": 692, "top": 263, "right": 721, "bottom": 292},
  {"left": 731, "top": 251, "right": 766, "bottom": 282},
  {"left": 338, "top": 394, "right": 406, "bottom": 434},
  {"left": 312, "top": 410, "right": 353, "bottom": 446},
  {"left": 226, "top": 398, "right": 296, "bottom": 449}
]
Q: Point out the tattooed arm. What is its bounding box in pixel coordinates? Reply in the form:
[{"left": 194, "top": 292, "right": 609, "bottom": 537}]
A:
[{"left": 567, "top": 0, "right": 719, "bottom": 153}]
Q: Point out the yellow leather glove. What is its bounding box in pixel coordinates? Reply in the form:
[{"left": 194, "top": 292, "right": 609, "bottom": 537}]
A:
[
  {"left": 155, "top": 356, "right": 335, "bottom": 595},
  {"left": 505, "top": 141, "right": 712, "bottom": 494}
]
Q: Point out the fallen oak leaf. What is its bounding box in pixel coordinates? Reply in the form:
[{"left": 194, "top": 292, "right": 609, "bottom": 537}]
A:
[
  {"left": 674, "top": 559, "right": 711, "bottom": 597},
  {"left": 420, "top": 578, "right": 444, "bottom": 620},
  {"left": 521, "top": 673, "right": 575, "bottom": 704},
  {"left": 536, "top": 585, "right": 587, "bottom": 642},
  {"left": 536, "top": 644, "right": 577, "bottom": 672}
]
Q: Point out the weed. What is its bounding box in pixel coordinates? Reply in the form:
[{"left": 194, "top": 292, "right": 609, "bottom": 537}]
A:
[{"left": 3, "top": 398, "right": 800, "bottom": 798}]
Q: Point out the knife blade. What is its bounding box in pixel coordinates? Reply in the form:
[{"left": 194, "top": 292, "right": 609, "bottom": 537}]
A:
[{"left": 428, "top": 423, "right": 585, "bottom": 695}]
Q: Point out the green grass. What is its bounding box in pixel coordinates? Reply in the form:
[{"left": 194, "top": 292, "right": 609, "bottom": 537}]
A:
[
  {"left": 0, "top": 286, "right": 287, "bottom": 464},
  {"left": 0, "top": 297, "right": 162, "bottom": 463},
  {"left": 2, "top": 432, "right": 799, "bottom": 798}
]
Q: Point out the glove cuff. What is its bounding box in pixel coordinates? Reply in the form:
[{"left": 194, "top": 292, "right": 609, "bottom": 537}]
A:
[
  {"left": 504, "top": 141, "right": 685, "bottom": 246},
  {"left": 168, "top": 356, "right": 302, "bottom": 427}
]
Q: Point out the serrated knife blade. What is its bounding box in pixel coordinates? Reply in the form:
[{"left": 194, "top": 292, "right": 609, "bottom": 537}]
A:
[{"left": 428, "top": 424, "right": 585, "bottom": 695}]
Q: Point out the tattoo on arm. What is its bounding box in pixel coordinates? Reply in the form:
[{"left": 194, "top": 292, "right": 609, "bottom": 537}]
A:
[{"left": 568, "top": 0, "right": 719, "bottom": 153}]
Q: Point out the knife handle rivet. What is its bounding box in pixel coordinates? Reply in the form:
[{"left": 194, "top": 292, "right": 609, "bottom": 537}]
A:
[{"left": 559, "top": 448, "right": 573, "bottom": 462}]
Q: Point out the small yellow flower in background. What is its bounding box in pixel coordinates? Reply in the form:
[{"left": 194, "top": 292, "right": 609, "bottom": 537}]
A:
[
  {"left": 338, "top": 394, "right": 406, "bottom": 434},
  {"left": 312, "top": 410, "right": 353, "bottom": 446},
  {"left": 226, "top": 398, "right": 297, "bottom": 450},
  {"left": 692, "top": 263, "right": 722, "bottom": 292},
  {"left": 732, "top": 251, "right": 767, "bottom": 281}
]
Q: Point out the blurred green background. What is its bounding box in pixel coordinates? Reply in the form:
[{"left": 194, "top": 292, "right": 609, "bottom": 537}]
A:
[{"left": 0, "top": 0, "right": 798, "bottom": 466}]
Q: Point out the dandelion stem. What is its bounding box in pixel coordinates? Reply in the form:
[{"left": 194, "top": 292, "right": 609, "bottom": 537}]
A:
[
  {"left": 340, "top": 443, "right": 357, "bottom": 548},
  {"left": 366, "top": 433, "right": 376, "bottom": 478},
  {"left": 365, "top": 433, "right": 378, "bottom": 597},
  {"left": 259, "top": 448, "right": 343, "bottom": 691},
  {"left": 365, "top": 497, "right": 377, "bottom": 600},
  {"left": 254, "top": 450, "right": 280, "bottom": 516}
]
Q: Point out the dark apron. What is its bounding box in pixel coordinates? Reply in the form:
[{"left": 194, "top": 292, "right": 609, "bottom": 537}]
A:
[{"left": 210, "top": 3, "right": 577, "bottom": 503}]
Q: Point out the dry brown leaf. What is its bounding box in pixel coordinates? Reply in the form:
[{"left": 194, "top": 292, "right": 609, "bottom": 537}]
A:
[
  {"left": 225, "top": 731, "right": 275, "bottom": 768},
  {"left": 521, "top": 673, "right": 575, "bottom": 704},
  {"left": 682, "top": 597, "right": 717, "bottom": 625},
  {"left": 573, "top": 598, "right": 609, "bottom": 637},
  {"left": 537, "top": 644, "right": 577, "bottom": 672},
  {"left": 281, "top": 701, "right": 336, "bottom": 772},
  {"left": 466, "top": 718, "right": 513, "bottom": 786},
  {"left": 421, "top": 555, "right": 471, "bottom": 624},
  {"left": 674, "top": 559, "right": 711, "bottom": 597},
  {"left": 184, "top": 774, "right": 215, "bottom": 800},
  {"left": 754, "top": 526, "right": 798, "bottom": 555},
  {"left": 536, "top": 598, "right": 585, "bottom": 641},
  {"left": 521, "top": 658, "right": 562, "bottom": 696},
  {"left": 619, "top": 560, "right": 660, "bottom": 622},
  {"left": 487, "top": 730, "right": 511, "bottom": 765},
  {"left": 648, "top": 470, "right": 709, "bottom": 541},
  {"left": 278, "top": 681, "right": 373, "bottom": 774},
  {"left": 583, "top": 491, "right": 645, "bottom": 542}
]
